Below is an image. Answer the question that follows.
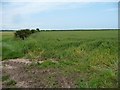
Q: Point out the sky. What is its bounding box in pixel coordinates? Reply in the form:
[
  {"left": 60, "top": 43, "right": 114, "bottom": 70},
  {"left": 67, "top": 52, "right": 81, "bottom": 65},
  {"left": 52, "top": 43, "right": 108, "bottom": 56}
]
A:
[{"left": 0, "top": 0, "right": 119, "bottom": 30}]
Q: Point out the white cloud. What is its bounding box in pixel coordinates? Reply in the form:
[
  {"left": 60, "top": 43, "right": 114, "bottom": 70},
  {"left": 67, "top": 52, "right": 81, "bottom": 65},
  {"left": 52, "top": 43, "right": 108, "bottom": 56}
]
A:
[
  {"left": 2, "top": 2, "right": 90, "bottom": 26},
  {"left": 1, "top": 1, "right": 118, "bottom": 29},
  {"left": 2, "top": 2, "right": 68, "bottom": 25}
]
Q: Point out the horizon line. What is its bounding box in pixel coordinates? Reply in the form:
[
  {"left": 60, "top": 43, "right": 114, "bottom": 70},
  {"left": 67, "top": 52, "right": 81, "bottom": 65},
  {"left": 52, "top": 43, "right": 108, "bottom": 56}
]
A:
[{"left": 0, "top": 28, "right": 119, "bottom": 31}]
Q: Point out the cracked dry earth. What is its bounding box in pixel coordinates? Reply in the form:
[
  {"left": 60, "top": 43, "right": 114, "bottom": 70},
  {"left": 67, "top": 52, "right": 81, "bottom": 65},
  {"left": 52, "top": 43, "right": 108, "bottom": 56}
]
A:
[{"left": 2, "top": 59, "right": 76, "bottom": 88}]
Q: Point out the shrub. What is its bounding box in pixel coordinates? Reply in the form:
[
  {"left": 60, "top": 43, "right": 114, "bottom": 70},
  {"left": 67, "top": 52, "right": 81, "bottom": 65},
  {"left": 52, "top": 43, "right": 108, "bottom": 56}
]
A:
[
  {"left": 15, "top": 29, "right": 31, "bottom": 40},
  {"left": 31, "top": 29, "right": 36, "bottom": 33},
  {"left": 36, "top": 28, "right": 40, "bottom": 32},
  {"left": 15, "top": 29, "right": 39, "bottom": 40}
]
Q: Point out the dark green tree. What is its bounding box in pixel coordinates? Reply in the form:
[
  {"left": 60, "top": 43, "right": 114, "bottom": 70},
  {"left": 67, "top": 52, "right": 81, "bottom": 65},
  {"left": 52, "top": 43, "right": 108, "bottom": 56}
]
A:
[
  {"left": 15, "top": 29, "right": 31, "bottom": 40},
  {"left": 36, "top": 28, "right": 40, "bottom": 32},
  {"left": 31, "top": 29, "right": 36, "bottom": 33}
]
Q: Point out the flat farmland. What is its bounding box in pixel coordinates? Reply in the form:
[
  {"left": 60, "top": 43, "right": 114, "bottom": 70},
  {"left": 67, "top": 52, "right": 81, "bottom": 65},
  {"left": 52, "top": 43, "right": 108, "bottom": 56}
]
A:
[{"left": 1, "top": 30, "right": 118, "bottom": 88}]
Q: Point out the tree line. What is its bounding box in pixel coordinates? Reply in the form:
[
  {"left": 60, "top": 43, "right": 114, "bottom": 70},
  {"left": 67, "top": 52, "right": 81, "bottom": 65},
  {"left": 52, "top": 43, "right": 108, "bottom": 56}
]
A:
[{"left": 15, "top": 28, "right": 40, "bottom": 40}]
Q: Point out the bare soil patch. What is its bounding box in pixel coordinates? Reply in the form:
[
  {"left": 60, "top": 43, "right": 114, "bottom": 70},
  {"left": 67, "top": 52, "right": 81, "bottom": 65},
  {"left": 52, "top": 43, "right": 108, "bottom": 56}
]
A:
[{"left": 2, "top": 58, "right": 76, "bottom": 88}]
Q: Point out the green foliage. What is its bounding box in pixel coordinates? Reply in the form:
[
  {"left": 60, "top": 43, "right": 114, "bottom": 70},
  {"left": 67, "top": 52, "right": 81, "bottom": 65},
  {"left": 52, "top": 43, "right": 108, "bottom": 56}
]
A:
[
  {"left": 2, "top": 75, "right": 10, "bottom": 82},
  {"left": 36, "top": 60, "right": 59, "bottom": 68},
  {"left": 14, "top": 28, "right": 40, "bottom": 40},
  {"left": 1, "top": 30, "right": 118, "bottom": 88},
  {"left": 6, "top": 80, "right": 17, "bottom": 86},
  {"left": 36, "top": 28, "right": 40, "bottom": 32},
  {"left": 2, "top": 74, "right": 17, "bottom": 86},
  {"left": 31, "top": 29, "right": 37, "bottom": 33},
  {"left": 15, "top": 29, "right": 31, "bottom": 40}
]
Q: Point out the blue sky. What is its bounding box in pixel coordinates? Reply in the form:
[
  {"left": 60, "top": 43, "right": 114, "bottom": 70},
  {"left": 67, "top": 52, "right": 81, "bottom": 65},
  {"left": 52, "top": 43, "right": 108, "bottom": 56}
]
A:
[{"left": 0, "top": 1, "right": 118, "bottom": 30}]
